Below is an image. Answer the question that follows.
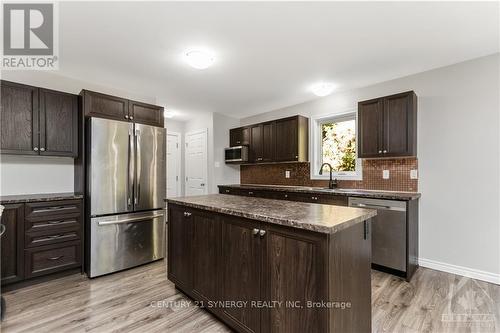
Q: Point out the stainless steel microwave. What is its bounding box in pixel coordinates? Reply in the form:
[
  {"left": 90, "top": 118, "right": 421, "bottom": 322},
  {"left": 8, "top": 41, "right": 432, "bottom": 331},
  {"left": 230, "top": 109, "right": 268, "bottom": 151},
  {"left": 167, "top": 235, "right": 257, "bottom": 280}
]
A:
[{"left": 225, "top": 146, "right": 248, "bottom": 163}]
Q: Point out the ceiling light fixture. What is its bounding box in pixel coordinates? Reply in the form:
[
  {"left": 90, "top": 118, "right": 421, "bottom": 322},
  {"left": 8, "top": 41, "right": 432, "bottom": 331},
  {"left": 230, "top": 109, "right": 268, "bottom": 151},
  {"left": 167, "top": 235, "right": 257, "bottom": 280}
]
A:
[
  {"left": 164, "top": 110, "right": 175, "bottom": 118},
  {"left": 184, "top": 49, "right": 215, "bottom": 69},
  {"left": 310, "top": 82, "right": 336, "bottom": 97}
]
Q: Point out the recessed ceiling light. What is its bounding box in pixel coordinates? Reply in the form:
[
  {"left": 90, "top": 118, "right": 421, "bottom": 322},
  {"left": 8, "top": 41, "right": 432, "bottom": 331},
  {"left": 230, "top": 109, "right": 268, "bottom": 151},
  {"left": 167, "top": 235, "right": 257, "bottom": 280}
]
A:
[
  {"left": 184, "top": 49, "right": 215, "bottom": 69},
  {"left": 164, "top": 110, "right": 175, "bottom": 118},
  {"left": 310, "top": 82, "right": 336, "bottom": 97}
]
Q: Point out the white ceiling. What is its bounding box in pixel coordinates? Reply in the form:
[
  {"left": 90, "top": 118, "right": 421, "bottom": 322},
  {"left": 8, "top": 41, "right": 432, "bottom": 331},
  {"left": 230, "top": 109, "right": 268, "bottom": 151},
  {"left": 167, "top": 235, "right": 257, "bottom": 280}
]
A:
[{"left": 59, "top": 2, "right": 499, "bottom": 121}]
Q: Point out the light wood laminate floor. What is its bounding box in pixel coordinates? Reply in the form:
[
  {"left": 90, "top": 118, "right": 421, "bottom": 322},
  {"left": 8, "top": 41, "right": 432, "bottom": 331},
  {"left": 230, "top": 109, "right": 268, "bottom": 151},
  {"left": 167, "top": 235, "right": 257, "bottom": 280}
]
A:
[{"left": 1, "top": 261, "right": 499, "bottom": 332}]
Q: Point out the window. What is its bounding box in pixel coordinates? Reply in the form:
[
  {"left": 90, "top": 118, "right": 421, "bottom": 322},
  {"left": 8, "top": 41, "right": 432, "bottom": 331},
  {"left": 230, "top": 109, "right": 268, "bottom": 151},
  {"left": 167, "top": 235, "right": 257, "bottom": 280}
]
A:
[{"left": 311, "top": 111, "right": 362, "bottom": 180}]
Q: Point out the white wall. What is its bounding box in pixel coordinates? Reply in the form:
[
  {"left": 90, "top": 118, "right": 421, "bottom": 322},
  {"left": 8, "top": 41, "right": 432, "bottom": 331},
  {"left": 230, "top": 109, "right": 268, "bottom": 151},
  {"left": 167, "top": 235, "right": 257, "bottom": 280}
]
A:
[
  {"left": 0, "top": 71, "right": 155, "bottom": 196},
  {"left": 213, "top": 113, "right": 240, "bottom": 193},
  {"left": 241, "top": 54, "right": 500, "bottom": 282}
]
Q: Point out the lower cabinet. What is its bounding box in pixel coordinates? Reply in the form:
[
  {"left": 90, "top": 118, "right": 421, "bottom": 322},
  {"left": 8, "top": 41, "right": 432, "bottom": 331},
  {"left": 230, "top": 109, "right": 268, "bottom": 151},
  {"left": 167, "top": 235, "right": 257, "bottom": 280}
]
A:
[
  {"left": 1, "top": 204, "right": 25, "bottom": 285},
  {"left": 0, "top": 199, "right": 83, "bottom": 286},
  {"left": 168, "top": 204, "right": 365, "bottom": 333}
]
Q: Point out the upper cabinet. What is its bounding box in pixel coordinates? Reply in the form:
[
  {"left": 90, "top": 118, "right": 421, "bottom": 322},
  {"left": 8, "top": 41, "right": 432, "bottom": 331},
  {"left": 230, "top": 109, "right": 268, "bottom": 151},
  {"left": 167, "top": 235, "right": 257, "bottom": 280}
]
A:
[
  {"left": 358, "top": 91, "right": 417, "bottom": 158},
  {"left": 0, "top": 80, "right": 78, "bottom": 157},
  {"left": 228, "top": 115, "right": 308, "bottom": 164},
  {"left": 81, "top": 90, "right": 164, "bottom": 127}
]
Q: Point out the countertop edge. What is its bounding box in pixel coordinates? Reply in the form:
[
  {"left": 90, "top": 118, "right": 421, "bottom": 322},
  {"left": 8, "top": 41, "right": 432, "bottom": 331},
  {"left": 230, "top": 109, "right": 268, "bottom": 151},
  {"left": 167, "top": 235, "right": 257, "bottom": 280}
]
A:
[
  {"left": 166, "top": 197, "right": 377, "bottom": 235},
  {"left": 218, "top": 184, "right": 421, "bottom": 200},
  {"left": 0, "top": 193, "right": 84, "bottom": 204}
]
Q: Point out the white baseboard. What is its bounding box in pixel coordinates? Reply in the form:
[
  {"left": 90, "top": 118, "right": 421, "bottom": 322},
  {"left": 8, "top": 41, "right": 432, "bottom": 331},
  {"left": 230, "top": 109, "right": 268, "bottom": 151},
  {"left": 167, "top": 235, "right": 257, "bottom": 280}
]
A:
[{"left": 419, "top": 258, "right": 500, "bottom": 285}]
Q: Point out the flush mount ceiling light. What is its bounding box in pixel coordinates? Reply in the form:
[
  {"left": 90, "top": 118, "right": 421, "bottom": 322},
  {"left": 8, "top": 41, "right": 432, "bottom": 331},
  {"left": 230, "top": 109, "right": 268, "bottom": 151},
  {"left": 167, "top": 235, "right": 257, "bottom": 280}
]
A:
[
  {"left": 164, "top": 110, "right": 176, "bottom": 118},
  {"left": 310, "top": 82, "right": 336, "bottom": 97},
  {"left": 184, "top": 49, "right": 215, "bottom": 69}
]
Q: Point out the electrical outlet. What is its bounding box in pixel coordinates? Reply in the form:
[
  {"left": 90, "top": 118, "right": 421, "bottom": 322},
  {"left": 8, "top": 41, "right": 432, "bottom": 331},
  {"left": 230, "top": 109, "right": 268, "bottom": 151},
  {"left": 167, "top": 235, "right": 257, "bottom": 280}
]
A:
[
  {"left": 410, "top": 169, "right": 418, "bottom": 179},
  {"left": 382, "top": 170, "right": 390, "bottom": 179},
  {"left": 285, "top": 170, "right": 291, "bottom": 179}
]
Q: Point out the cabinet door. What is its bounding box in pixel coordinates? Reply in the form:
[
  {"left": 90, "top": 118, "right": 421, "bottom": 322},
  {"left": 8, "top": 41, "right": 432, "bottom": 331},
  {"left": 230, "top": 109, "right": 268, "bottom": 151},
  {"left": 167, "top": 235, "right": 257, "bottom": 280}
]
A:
[
  {"left": 167, "top": 205, "right": 193, "bottom": 289},
  {"left": 129, "top": 100, "right": 164, "bottom": 127},
  {"left": 39, "top": 89, "right": 78, "bottom": 157},
  {"left": 0, "top": 81, "right": 39, "bottom": 155},
  {"left": 261, "top": 224, "right": 328, "bottom": 333},
  {"left": 382, "top": 91, "right": 416, "bottom": 157},
  {"left": 192, "top": 211, "right": 220, "bottom": 302},
  {"left": 221, "top": 216, "right": 261, "bottom": 333},
  {"left": 230, "top": 128, "right": 243, "bottom": 147},
  {"left": 83, "top": 90, "right": 129, "bottom": 121},
  {"left": 275, "top": 117, "right": 298, "bottom": 162},
  {"left": 250, "top": 124, "right": 263, "bottom": 163},
  {"left": 1, "top": 203, "right": 25, "bottom": 285},
  {"left": 358, "top": 98, "right": 383, "bottom": 158},
  {"left": 262, "top": 121, "right": 275, "bottom": 162}
]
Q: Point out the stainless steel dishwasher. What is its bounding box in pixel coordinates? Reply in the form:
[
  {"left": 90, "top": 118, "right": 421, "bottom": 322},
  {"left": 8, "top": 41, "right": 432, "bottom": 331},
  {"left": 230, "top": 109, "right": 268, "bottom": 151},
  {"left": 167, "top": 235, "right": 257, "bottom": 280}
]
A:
[{"left": 349, "top": 197, "right": 407, "bottom": 272}]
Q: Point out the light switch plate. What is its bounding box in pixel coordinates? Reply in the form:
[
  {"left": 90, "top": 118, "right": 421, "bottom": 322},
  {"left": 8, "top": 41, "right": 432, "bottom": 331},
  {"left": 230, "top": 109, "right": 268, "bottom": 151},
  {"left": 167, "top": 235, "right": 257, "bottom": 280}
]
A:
[
  {"left": 382, "top": 170, "right": 390, "bottom": 179},
  {"left": 285, "top": 170, "right": 291, "bottom": 178},
  {"left": 410, "top": 169, "right": 418, "bottom": 179}
]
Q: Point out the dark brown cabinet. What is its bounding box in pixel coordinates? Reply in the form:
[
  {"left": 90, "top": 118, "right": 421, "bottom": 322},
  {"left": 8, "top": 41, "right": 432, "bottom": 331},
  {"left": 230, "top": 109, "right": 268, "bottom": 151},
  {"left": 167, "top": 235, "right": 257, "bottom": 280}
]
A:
[
  {"left": 228, "top": 115, "right": 308, "bottom": 164},
  {"left": 230, "top": 127, "right": 250, "bottom": 147},
  {"left": 129, "top": 100, "right": 164, "bottom": 127},
  {"left": 1, "top": 81, "right": 79, "bottom": 157},
  {"left": 1, "top": 204, "right": 25, "bottom": 285},
  {"left": 39, "top": 89, "right": 78, "bottom": 157},
  {"left": 82, "top": 90, "right": 164, "bottom": 127},
  {"left": 168, "top": 203, "right": 372, "bottom": 333},
  {"left": 358, "top": 91, "right": 417, "bottom": 158},
  {"left": 0, "top": 198, "right": 83, "bottom": 286},
  {"left": 221, "top": 216, "right": 261, "bottom": 333},
  {"left": 0, "top": 81, "right": 39, "bottom": 155}
]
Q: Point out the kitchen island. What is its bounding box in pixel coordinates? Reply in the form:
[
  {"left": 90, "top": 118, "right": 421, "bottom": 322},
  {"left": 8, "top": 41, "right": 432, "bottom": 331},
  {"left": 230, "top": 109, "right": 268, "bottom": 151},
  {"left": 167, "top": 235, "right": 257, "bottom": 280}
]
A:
[{"left": 166, "top": 194, "right": 376, "bottom": 333}]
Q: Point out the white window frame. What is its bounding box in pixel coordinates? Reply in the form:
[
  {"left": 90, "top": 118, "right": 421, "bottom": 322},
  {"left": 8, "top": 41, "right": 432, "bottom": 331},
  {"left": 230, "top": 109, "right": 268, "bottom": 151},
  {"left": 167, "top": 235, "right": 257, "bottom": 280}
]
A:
[{"left": 310, "top": 109, "right": 362, "bottom": 181}]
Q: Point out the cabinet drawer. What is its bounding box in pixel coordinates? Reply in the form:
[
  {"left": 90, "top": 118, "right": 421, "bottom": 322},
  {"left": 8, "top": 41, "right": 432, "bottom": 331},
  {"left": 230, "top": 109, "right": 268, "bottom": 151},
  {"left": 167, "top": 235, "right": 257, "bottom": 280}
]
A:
[
  {"left": 25, "top": 241, "right": 81, "bottom": 278},
  {"left": 25, "top": 228, "right": 81, "bottom": 248},
  {"left": 25, "top": 213, "right": 81, "bottom": 233},
  {"left": 25, "top": 200, "right": 82, "bottom": 219}
]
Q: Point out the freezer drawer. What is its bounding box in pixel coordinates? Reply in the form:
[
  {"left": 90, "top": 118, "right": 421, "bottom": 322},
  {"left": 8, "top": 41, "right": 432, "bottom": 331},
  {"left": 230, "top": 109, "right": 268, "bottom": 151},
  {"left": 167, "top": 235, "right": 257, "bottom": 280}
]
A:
[
  {"left": 89, "top": 210, "right": 165, "bottom": 277},
  {"left": 349, "top": 197, "right": 407, "bottom": 272}
]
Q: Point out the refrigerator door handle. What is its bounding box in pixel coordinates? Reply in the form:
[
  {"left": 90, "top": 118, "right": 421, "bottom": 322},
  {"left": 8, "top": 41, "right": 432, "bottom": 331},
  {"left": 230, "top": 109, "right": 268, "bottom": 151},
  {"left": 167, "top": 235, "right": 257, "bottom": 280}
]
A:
[
  {"left": 128, "top": 127, "right": 135, "bottom": 208},
  {"left": 135, "top": 129, "right": 141, "bottom": 206}
]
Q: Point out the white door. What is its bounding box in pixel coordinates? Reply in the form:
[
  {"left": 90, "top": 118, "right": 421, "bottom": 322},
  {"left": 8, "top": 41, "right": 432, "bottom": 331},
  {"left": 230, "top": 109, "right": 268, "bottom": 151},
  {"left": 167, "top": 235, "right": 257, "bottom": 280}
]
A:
[
  {"left": 185, "top": 129, "right": 208, "bottom": 196},
  {"left": 166, "top": 132, "right": 181, "bottom": 198}
]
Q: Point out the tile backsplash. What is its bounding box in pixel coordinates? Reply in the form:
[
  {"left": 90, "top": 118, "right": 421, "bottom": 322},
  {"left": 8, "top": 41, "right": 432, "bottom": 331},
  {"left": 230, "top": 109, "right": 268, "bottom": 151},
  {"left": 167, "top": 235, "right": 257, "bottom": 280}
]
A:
[{"left": 240, "top": 158, "right": 418, "bottom": 192}]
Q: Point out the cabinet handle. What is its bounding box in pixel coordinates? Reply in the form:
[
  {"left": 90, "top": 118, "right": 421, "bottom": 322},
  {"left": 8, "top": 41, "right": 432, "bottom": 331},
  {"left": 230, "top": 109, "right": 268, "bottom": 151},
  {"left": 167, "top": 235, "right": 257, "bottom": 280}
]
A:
[
  {"left": 257, "top": 158, "right": 263, "bottom": 161},
  {"left": 225, "top": 189, "right": 230, "bottom": 193},
  {"left": 130, "top": 116, "right": 134, "bottom": 120},
  {"left": 295, "top": 155, "right": 298, "bottom": 159},
  {"left": 259, "top": 229, "right": 266, "bottom": 237},
  {"left": 378, "top": 150, "right": 382, "bottom": 154},
  {"left": 40, "top": 147, "right": 45, "bottom": 152},
  {"left": 383, "top": 150, "right": 387, "bottom": 154},
  {"left": 284, "top": 194, "right": 288, "bottom": 198},
  {"left": 236, "top": 141, "right": 241, "bottom": 144},
  {"left": 47, "top": 255, "right": 64, "bottom": 261},
  {"left": 125, "top": 115, "right": 129, "bottom": 119},
  {"left": 183, "top": 212, "right": 192, "bottom": 217},
  {"left": 311, "top": 196, "right": 318, "bottom": 200},
  {"left": 252, "top": 228, "right": 259, "bottom": 236},
  {"left": 34, "top": 147, "right": 39, "bottom": 151},
  {"left": 248, "top": 191, "right": 254, "bottom": 195}
]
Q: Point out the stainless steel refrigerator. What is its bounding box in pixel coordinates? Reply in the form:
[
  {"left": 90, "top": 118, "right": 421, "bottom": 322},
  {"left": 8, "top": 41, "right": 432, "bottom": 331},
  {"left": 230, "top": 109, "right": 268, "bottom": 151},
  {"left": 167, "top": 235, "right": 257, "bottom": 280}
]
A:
[{"left": 87, "top": 117, "right": 166, "bottom": 277}]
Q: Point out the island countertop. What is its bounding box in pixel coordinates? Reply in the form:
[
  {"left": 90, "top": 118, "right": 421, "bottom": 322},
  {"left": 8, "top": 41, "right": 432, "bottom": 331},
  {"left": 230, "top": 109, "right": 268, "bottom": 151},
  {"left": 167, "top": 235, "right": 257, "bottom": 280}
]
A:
[{"left": 166, "top": 194, "right": 376, "bottom": 234}]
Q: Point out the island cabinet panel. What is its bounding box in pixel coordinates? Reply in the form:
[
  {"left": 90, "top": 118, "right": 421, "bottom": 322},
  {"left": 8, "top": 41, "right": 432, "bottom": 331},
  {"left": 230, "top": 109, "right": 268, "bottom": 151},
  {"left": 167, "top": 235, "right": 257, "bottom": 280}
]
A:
[
  {"left": 167, "top": 206, "right": 193, "bottom": 290},
  {"left": 192, "top": 212, "right": 220, "bottom": 302},
  {"left": 261, "top": 225, "right": 328, "bottom": 333},
  {"left": 220, "top": 216, "right": 262, "bottom": 333}
]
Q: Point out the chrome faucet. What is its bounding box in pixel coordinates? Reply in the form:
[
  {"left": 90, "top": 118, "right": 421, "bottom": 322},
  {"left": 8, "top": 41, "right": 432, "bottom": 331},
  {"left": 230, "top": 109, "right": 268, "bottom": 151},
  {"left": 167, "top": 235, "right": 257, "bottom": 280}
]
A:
[{"left": 319, "top": 163, "right": 338, "bottom": 189}]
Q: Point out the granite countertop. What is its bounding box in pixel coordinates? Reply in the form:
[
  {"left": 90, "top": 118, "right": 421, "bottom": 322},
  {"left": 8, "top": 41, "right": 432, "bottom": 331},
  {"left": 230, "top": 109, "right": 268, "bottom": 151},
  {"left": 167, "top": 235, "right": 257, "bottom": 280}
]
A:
[
  {"left": 166, "top": 194, "right": 376, "bottom": 234},
  {"left": 0, "top": 192, "right": 83, "bottom": 204},
  {"left": 219, "top": 184, "right": 421, "bottom": 200}
]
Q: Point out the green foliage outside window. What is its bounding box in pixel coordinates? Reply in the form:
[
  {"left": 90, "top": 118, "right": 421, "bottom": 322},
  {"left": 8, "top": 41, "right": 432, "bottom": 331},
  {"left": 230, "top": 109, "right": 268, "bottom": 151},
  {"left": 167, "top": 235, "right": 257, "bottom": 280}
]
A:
[{"left": 321, "top": 119, "right": 356, "bottom": 172}]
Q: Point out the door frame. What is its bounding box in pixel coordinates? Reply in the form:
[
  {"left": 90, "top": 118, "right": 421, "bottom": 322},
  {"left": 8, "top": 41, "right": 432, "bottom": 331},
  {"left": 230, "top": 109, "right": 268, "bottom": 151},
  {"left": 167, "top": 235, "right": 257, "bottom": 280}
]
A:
[
  {"left": 166, "top": 131, "right": 182, "bottom": 197},
  {"left": 184, "top": 128, "right": 208, "bottom": 196}
]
